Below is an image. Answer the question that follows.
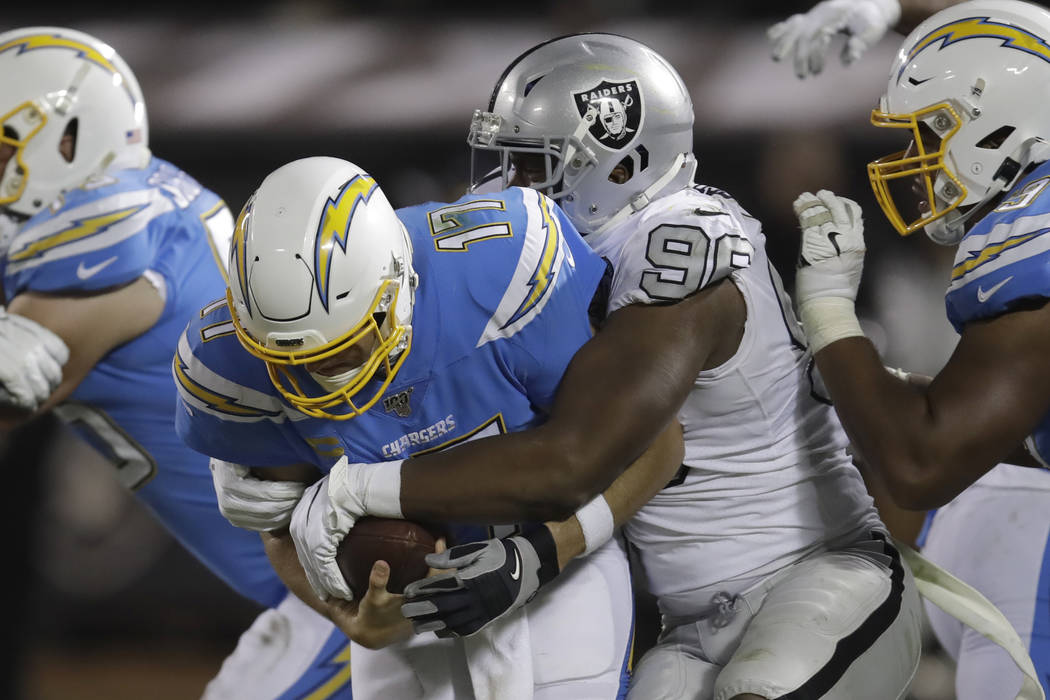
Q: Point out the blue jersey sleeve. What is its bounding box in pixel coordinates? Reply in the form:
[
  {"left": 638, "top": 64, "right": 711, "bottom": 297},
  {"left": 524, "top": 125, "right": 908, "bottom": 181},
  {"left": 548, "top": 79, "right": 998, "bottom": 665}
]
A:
[
  {"left": 945, "top": 164, "right": 1050, "bottom": 332},
  {"left": 173, "top": 300, "right": 314, "bottom": 467},
  {"left": 3, "top": 158, "right": 232, "bottom": 301},
  {"left": 483, "top": 191, "right": 605, "bottom": 409}
]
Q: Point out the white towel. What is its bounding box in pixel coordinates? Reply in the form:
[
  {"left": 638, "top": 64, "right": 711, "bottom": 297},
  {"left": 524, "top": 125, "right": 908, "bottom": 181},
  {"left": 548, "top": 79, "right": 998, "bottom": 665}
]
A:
[
  {"left": 463, "top": 607, "right": 534, "bottom": 700},
  {"left": 896, "top": 538, "right": 1045, "bottom": 700}
]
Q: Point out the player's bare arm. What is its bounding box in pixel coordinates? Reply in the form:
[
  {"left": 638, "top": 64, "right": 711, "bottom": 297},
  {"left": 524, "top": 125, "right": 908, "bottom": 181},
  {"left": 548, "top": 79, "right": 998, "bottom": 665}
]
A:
[
  {"left": 0, "top": 277, "right": 164, "bottom": 427},
  {"left": 547, "top": 419, "right": 684, "bottom": 568},
  {"left": 816, "top": 304, "right": 1050, "bottom": 509},
  {"left": 400, "top": 419, "right": 684, "bottom": 638},
  {"left": 397, "top": 276, "right": 744, "bottom": 525},
  {"left": 794, "top": 190, "right": 1050, "bottom": 509}
]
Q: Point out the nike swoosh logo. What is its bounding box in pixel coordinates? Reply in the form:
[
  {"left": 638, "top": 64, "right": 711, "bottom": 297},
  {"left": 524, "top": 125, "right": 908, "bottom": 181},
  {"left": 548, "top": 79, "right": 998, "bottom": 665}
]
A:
[
  {"left": 827, "top": 231, "right": 843, "bottom": 256},
  {"left": 76, "top": 255, "right": 118, "bottom": 280},
  {"left": 977, "top": 276, "right": 1014, "bottom": 303},
  {"left": 509, "top": 550, "right": 522, "bottom": 581}
]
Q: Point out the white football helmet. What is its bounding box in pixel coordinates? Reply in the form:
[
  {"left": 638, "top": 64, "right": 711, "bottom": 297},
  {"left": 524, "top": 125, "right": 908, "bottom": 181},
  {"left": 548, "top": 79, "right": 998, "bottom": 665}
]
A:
[
  {"left": 227, "top": 157, "right": 417, "bottom": 420},
  {"left": 0, "top": 27, "right": 149, "bottom": 218},
  {"left": 868, "top": 0, "right": 1050, "bottom": 244},
  {"left": 468, "top": 33, "right": 696, "bottom": 235}
]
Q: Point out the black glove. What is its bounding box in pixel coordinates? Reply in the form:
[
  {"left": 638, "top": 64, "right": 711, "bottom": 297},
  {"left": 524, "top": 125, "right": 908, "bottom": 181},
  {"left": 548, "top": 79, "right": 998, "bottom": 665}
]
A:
[{"left": 400, "top": 526, "right": 559, "bottom": 638}]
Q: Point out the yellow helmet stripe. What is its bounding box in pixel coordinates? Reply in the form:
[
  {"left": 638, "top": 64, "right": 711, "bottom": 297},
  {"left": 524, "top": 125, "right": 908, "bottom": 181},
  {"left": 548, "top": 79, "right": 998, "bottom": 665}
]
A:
[
  {"left": 0, "top": 33, "right": 121, "bottom": 73},
  {"left": 314, "top": 175, "right": 378, "bottom": 311},
  {"left": 8, "top": 204, "right": 146, "bottom": 262},
  {"left": 231, "top": 198, "right": 253, "bottom": 315},
  {"left": 902, "top": 16, "right": 1050, "bottom": 81}
]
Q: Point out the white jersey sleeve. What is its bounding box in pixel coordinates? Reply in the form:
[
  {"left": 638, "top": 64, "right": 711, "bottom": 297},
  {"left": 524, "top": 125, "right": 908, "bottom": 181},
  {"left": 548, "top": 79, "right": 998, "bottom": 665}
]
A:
[{"left": 587, "top": 187, "right": 756, "bottom": 313}]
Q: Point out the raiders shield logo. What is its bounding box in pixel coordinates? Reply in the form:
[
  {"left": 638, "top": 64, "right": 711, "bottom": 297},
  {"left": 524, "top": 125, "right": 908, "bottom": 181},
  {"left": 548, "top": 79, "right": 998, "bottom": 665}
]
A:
[
  {"left": 573, "top": 79, "right": 643, "bottom": 150},
  {"left": 383, "top": 387, "right": 414, "bottom": 417}
]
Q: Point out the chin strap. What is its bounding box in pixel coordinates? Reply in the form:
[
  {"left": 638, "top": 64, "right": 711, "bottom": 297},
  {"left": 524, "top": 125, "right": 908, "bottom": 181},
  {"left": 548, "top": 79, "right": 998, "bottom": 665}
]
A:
[{"left": 591, "top": 153, "right": 697, "bottom": 236}]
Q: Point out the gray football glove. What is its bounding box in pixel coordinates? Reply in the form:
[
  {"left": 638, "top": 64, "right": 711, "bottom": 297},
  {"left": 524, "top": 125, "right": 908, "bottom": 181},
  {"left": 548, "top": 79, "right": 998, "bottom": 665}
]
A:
[{"left": 401, "top": 527, "right": 559, "bottom": 638}]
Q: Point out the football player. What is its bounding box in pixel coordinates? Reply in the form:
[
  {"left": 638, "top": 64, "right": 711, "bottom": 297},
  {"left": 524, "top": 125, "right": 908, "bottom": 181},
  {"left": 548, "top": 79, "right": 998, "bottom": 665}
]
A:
[
  {"left": 0, "top": 27, "right": 353, "bottom": 699},
  {"left": 174, "top": 155, "right": 685, "bottom": 699},
  {"left": 786, "top": 1, "right": 1050, "bottom": 697},
  {"left": 212, "top": 35, "right": 926, "bottom": 700}
]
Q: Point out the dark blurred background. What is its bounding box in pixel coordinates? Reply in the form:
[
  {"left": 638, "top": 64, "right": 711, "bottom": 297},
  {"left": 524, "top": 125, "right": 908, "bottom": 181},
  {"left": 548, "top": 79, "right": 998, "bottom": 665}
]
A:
[{"left": 5, "top": 2, "right": 961, "bottom": 698}]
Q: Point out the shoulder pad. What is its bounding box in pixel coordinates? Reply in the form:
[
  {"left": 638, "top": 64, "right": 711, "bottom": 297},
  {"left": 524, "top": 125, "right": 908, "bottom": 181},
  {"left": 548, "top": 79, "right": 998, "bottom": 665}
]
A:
[
  {"left": 174, "top": 300, "right": 295, "bottom": 424},
  {"left": 594, "top": 188, "right": 756, "bottom": 310},
  {"left": 945, "top": 171, "right": 1050, "bottom": 331}
]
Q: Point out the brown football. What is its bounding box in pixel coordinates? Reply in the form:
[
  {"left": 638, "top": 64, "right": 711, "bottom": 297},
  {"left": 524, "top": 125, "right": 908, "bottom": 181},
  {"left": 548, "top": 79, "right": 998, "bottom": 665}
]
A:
[{"left": 336, "top": 517, "right": 437, "bottom": 599}]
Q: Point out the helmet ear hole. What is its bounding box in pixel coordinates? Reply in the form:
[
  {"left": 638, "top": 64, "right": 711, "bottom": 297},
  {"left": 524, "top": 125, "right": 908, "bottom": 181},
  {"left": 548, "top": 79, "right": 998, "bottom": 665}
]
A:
[
  {"left": 976, "top": 125, "right": 1015, "bottom": 150},
  {"left": 610, "top": 156, "right": 634, "bottom": 184},
  {"left": 60, "top": 118, "right": 78, "bottom": 163}
]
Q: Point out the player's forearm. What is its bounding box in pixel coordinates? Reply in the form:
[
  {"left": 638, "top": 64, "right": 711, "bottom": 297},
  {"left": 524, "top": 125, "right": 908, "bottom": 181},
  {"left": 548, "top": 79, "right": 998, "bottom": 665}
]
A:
[
  {"left": 399, "top": 290, "right": 722, "bottom": 525},
  {"left": 260, "top": 530, "right": 332, "bottom": 620},
  {"left": 545, "top": 421, "right": 683, "bottom": 569},
  {"left": 815, "top": 337, "right": 971, "bottom": 508}
]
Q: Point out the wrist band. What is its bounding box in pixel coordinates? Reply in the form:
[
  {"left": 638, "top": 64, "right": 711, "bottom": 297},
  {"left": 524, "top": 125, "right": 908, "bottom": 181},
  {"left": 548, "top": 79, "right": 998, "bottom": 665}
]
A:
[
  {"left": 798, "top": 296, "right": 864, "bottom": 354},
  {"left": 575, "top": 494, "right": 615, "bottom": 556}
]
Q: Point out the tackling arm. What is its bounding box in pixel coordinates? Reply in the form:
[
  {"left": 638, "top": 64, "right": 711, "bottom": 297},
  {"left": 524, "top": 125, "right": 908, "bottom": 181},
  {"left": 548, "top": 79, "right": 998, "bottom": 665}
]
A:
[
  {"left": 400, "top": 419, "right": 684, "bottom": 638},
  {"left": 396, "top": 277, "right": 743, "bottom": 524}
]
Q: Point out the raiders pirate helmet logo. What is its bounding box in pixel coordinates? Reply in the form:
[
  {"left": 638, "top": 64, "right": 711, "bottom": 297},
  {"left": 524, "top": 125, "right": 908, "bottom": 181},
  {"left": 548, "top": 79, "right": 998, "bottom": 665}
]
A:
[{"left": 573, "top": 79, "right": 643, "bottom": 150}]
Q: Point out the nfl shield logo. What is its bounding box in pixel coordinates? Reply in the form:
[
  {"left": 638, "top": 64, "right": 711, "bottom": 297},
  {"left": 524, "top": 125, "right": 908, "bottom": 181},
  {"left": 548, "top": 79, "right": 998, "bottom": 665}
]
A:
[
  {"left": 383, "top": 387, "right": 414, "bottom": 417},
  {"left": 573, "top": 79, "right": 643, "bottom": 150}
]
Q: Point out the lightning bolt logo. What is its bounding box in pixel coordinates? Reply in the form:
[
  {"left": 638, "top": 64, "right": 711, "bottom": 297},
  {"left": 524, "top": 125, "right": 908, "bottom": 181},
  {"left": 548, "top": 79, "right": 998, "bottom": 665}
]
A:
[
  {"left": 314, "top": 175, "right": 378, "bottom": 311},
  {"left": 8, "top": 204, "right": 146, "bottom": 263},
  {"left": 301, "top": 642, "right": 352, "bottom": 699},
  {"left": 502, "top": 194, "right": 559, "bottom": 329},
  {"left": 0, "top": 33, "right": 136, "bottom": 101},
  {"left": 172, "top": 352, "right": 279, "bottom": 418},
  {"left": 901, "top": 16, "right": 1050, "bottom": 82},
  {"left": 951, "top": 228, "right": 1049, "bottom": 280}
]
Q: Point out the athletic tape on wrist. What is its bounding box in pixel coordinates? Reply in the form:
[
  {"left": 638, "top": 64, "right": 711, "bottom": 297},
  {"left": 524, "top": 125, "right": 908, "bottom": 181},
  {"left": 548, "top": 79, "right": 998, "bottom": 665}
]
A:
[
  {"left": 576, "top": 494, "right": 615, "bottom": 556},
  {"left": 357, "top": 459, "right": 404, "bottom": 518},
  {"left": 798, "top": 296, "right": 864, "bottom": 354},
  {"left": 523, "top": 526, "right": 560, "bottom": 585}
]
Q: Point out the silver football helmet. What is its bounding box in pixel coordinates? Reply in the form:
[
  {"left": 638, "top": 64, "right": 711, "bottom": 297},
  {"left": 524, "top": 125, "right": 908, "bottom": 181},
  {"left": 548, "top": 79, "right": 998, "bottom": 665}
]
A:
[
  {"left": 468, "top": 33, "right": 696, "bottom": 235},
  {"left": 868, "top": 0, "right": 1050, "bottom": 244},
  {"left": 227, "top": 156, "right": 417, "bottom": 420},
  {"left": 0, "top": 27, "right": 150, "bottom": 218}
]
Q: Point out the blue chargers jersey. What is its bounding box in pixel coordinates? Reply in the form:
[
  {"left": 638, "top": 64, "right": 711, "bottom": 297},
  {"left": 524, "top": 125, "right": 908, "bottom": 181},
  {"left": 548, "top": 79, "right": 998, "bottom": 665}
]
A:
[
  {"left": 175, "top": 187, "right": 605, "bottom": 542},
  {"left": 2, "top": 157, "right": 290, "bottom": 607},
  {"left": 945, "top": 159, "right": 1050, "bottom": 467}
]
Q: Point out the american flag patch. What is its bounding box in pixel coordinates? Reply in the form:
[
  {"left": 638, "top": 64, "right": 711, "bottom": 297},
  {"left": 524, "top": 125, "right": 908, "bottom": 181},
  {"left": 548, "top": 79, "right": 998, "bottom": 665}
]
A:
[{"left": 125, "top": 128, "right": 143, "bottom": 144}]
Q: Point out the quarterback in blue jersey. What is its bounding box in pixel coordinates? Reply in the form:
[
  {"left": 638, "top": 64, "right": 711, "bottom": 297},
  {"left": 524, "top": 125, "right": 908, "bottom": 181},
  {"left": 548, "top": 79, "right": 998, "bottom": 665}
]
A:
[
  {"left": 175, "top": 155, "right": 681, "bottom": 699},
  {"left": 0, "top": 27, "right": 353, "bottom": 699},
  {"left": 789, "top": 1, "right": 1050, "bottom": 697}
]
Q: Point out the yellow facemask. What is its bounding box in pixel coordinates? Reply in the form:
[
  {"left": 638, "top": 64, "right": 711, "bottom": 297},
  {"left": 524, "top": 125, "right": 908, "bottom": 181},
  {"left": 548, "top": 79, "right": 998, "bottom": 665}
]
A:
[
  {"left": 226, "top": 279, "right": 412, "bottom": 421},
  {"left": 867, "top": 102, "right": 967, "bottom": 236}
]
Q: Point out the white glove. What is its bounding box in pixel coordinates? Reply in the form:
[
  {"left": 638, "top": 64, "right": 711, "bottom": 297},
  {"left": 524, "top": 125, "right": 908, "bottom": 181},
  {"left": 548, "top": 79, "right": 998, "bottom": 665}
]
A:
[
  {"left": 793, "top": 190, "right": 867, "bottom": 353},
  {"left": 210, "top": 458, "right": 307, "bottom": 532},
  {"left": 288, "top": 456, "right": 404, "bottom": 602},
  {"left": 768, "top": 0, "right": 902, "bottom": 78},
  {"left": 0, "top": 307, "right": 70, "bottom": 411}
]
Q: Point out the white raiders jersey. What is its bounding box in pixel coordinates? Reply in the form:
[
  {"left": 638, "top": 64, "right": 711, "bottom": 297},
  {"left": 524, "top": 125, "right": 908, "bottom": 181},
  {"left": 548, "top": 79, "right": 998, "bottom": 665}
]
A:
[{"left": 586, "top": 185, "right": 883, "bottom": 613}]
